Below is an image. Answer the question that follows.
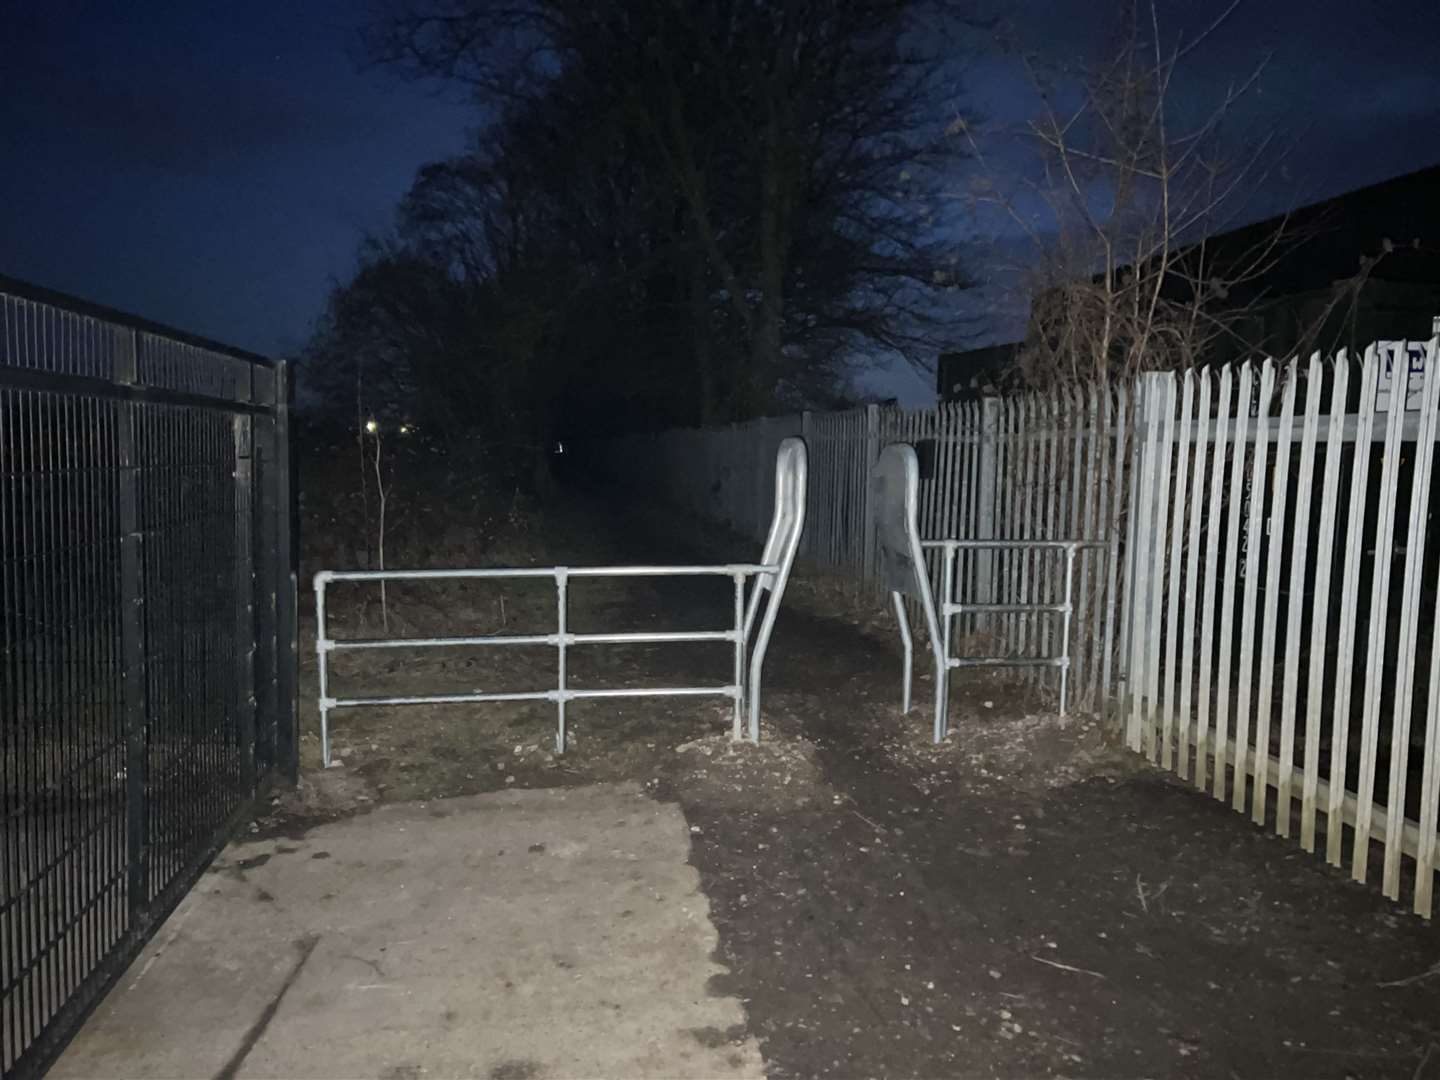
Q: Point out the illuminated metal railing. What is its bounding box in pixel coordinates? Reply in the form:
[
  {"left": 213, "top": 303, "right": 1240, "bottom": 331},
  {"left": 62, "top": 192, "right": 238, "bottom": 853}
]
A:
[{"left": 314, "top": 439, "right": 807, "bottom": 764}]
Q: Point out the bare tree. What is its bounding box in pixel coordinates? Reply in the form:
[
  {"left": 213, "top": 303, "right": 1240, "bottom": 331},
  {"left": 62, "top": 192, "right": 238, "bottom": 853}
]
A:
[
  {"left": 364, "top": 0, "right": 968, "bottom": 420},
  {"left": 956, "top": 0, "right": 1361, "bottom": 388}
]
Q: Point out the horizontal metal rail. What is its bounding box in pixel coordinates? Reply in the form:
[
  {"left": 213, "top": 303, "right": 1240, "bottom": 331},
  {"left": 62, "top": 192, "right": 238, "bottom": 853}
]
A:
[
  {"left": 948, "top": 656, "right": 1068, "bottom": 668},
  {"left": 323, "top": 629, "right": 741, "bottom": 652},
  {"left": 315, "top": 566, "right": 775, "bottom": 765},
  {"left": 1, "top": 270, "right": 277, "bottom": 367},
  {"left": 1140, "top": 413, "right": 1433, "bottom": 443},
  {"left": 330, "top": 686, "right": 739, "bottom": 708},
  {"left": 328, "top": 633, "right": 556, "bottom": 651},
  {"left": 317, "top": 564, "right": 776, "bottom": 584},
  {"left": 569, "top": 630, "right": 737, "bottom": 645},
  {"left": 944, "top": 602, "right": 1068, "bottom": 615},
  {"left": 0, "top": 364, "right": 279, "bottom": 415},
  {"left": 567, "top": 686, "right": 734, "bottom": 700},
  {"left": 922, "top": 539, "right": 1108, "bottom": 552},
  {"left": 334, "top": 691, "right": 554, "bottom": 707}
]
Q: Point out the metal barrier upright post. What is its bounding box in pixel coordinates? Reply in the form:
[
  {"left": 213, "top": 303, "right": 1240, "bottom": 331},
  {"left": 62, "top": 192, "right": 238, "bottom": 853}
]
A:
[
  {"left": 893, "top": 592, "right": 913, "bottom": 714},
  {"left": 938, "top": 543, "right": 957, "bottom": 741},
  {"left": 1060, "top": 546, "right": 1077, "bottom": 716},
  {"left": 315, "top": 577, "right": 330, "bottom": 765},
  {"left": 556, "top": 568, "right": 568, "bottom": 753},
  {"left": 733, "top": 574, "right": 746, "bottom": 739}
]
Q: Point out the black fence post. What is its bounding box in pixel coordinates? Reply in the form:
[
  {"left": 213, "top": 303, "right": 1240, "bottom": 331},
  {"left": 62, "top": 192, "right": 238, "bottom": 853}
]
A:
[
  {"left": 273, "top": 361, "right": 298, "bottom": 783},
  {"left": 116, "top": 330, "right": 149, "bottom": 917},
  {"left": 252, "top": 417, "right": 278, "bottom": 776},
  {"left": 234, "top": 408, "right": 257, "bottom": 794}
]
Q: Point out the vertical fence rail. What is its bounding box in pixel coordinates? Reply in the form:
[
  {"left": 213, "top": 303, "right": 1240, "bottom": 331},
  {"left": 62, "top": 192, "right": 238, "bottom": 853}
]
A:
[
  {"left": 1178, "top": 368, "right": 1210, "bottom": 784},
  {"left": 1162, "top": 372, "right": 1193, "bottom": 771},
  {"left": 0, "top": 276, "right": 294, "bottom": 1078},
  {"left": 1301, "top": 357, "right": 1349, "bottom": 852},
  {"left": 1328, "top": 348, "right": 1381, "bottom": 866},
  {"left": 1195, "top": 367, "right": 1231, "bottom": 792},
  {"left": 1352, "top": 354, "right": 1409, "bottom": 881},
  {"left": 1384, "top": 352, "right": 1440, "bottom": 897},
  {"left": 1252, "top": 360, "right": 1295, "bottom": 826},
  {"left": 1102, "top": 384, "right": 1129, "bottom": 708},
  {"left": 1231, "top": 360, "right": 1273, "bottom": 810},
  {"left": 1277, "top": 355, "right": 1322, "bottom": 836}
]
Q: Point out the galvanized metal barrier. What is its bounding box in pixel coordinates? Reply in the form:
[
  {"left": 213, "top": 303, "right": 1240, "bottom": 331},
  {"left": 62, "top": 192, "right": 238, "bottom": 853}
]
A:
[
  {"left": 595, "top": 389, "right": 1129, "bottom": 716},
  {"left": 869, "top": 443, "right": 947, "bottom": 739},
  {"left": 869, "top": 442, "right": 1105, "bottom": 742},
  {"left": 315, "top": 438, "right": 807, "bottom": 763},
  {"left": 924, "top": 539, "right": 1108, "bottom": 724}
]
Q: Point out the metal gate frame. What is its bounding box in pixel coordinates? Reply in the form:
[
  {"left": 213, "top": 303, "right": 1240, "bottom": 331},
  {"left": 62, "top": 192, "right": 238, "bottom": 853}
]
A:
[
  {"left": 314, "top": 438, "right": 807, "bottom": 762},
  {"left": 870, "top": 442, "right": 1106, "bottom": 743},
  {"left": 925, "top": 538, "right": 1108, "bottom": 723}
]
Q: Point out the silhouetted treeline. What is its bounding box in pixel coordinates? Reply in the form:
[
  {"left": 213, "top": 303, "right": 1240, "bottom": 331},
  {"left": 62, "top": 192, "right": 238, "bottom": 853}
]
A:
[{"left": 303, "top": 0, "right": 969, "bottom": 489}]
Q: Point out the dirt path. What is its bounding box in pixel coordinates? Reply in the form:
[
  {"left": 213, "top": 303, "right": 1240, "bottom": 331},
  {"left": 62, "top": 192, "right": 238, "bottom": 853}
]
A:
[
  {"left": 686, "top": 653, "right": 1440, "bottom": 1079},
  {"left": 282, "top": 484, "right": 1440, "bottom": 1079}
]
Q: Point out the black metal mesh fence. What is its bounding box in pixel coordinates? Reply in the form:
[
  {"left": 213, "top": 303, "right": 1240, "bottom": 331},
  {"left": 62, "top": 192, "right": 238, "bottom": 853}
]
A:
[{"left": 0, "top": 277, "right": 294, "bottom": 1078}]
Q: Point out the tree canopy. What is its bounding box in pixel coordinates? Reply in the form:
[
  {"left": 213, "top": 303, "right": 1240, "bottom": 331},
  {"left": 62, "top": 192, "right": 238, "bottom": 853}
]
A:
[{"left": 306, "top": 0, "right": 969, "bottom": 482}]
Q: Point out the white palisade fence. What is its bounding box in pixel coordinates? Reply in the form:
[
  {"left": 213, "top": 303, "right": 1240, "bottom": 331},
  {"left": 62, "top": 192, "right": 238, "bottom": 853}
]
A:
[
  {"left": 1127, "top": 342, "right": 1440, "bottom": 918},
  {"left": 595, "top": 338, "right": 1440, "bottom": 917}
]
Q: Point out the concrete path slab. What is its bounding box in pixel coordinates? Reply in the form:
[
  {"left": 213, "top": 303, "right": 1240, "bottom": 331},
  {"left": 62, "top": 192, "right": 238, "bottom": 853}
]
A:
[{"left": 52, "top": 784, "right": 763, "bottom": 1080}]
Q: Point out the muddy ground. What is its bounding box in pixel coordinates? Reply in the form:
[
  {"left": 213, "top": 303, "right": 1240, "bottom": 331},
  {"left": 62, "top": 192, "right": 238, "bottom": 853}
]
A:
[{"left": 262, "top": 467, "right": 1440, "bottom": 1079}]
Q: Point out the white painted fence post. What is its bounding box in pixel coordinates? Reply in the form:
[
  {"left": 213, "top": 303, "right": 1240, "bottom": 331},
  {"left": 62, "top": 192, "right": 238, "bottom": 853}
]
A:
[
  {"left": 977, "top": 396, "right": 999, "bottom": 607},
  {"left": 1125, "top": 372, "right": 1169, "bottom": 751}
]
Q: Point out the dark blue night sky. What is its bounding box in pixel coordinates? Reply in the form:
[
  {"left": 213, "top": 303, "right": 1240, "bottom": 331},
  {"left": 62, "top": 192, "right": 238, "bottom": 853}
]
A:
[
  {"left": 3, "top": 1, "right": 1438, "bottom": 404},
  {"left": 1, "top": 2, "right": 473, "bottom": 357}
]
